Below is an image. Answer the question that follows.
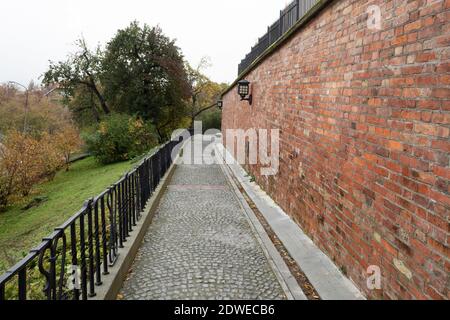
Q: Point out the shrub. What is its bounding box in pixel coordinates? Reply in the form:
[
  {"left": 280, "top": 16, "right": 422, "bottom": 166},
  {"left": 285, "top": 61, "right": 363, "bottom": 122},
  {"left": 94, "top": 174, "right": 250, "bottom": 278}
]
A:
[
  {"left": 0, "top": 125, "right": 82, "bottom": 210},
  {"left": 0, "top": 84, "right": 73, "bottom": 136},
  {"left": 0, "top": 166, "right": 9, "bottom": 211},
  {"left": 39, "top": 133, "right": 64, "bottom": 179},
  {"left": 54, "top": 124, "right": 83, "bottom": 171},
  {"left": 2, "top": 132, "right": 45, "bottom": 197},
  {"left": 84, "top": 113, "right": 157, "bottom": 164},
  {"left": 199, "top": 110, "right": 222, "bottom": 133}
]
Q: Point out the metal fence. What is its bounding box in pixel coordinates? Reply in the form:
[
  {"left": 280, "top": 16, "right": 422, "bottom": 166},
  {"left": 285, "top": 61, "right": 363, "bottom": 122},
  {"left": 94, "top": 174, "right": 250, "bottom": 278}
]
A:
[
  {"left": 0, "top": 139, "right": 180, "bottom": 300},
  {"left": 238, "top": 0, "right": 319, "bottom": 75}
]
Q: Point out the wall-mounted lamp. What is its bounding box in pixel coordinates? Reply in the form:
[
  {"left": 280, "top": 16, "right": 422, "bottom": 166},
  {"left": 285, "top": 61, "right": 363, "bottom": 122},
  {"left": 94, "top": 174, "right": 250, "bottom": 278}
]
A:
[
  {"left": 237, "top": 80, "right": 252, "bottom": 105},
  {"left": 217, "top": 100, "right": 223, "bottom": 110}
]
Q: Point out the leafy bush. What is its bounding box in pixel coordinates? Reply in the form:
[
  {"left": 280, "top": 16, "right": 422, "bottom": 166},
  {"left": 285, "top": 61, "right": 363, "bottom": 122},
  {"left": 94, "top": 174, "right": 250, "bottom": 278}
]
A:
[
  {"left": 53, "top": 124, "right": 83, "bottom": 171},
  {"left": 0, "top": 131, "right": 47, "bottom": 203},
  {"left": 39, "top": 133, "right": 64, "bottom": 179},
  {"left": 84, "top": 113, "right": 157, "bottom": 164},
  {"left": 0, "top": 169, "right": 9, "bottom": 211},
  {"left": 0, "top": 132, "right": 42, "bottom": 197},
  {"left": 0, "top": 128, "right": 82, "bottom": 210},
  {"left": 0, "top": 84, "right": 73, "bottom": 136},
  {"left": 199, "top": 109, "right": 222, "bottom": 133}
]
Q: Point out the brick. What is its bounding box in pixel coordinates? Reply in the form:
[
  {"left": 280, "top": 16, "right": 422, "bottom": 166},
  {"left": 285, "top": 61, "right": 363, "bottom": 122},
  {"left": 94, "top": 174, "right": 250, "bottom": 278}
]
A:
[
  {"left": 404, "top": 20, "right": 421, "bottom": 33},
  {"left": 440, "top": 75, "right": 450, "bottom": 85},
  {"left": 432, "top": 140, "right": 450, "bottom": 152},
  {"left": 416, "top": 75, "right": 437, "bottom": 86},
  {"left": 432, "top": 113, "right": 450, "bottom": 124},
  {"left": 433, "top": 166, "right": 450, "bottom": 180},
  {"left": 388, "top": 140, "right": 404, "bottom": 151},
  {"left": 416, "top": 51, "right": 436, "bottom": 62},
  {"left": 414, "top": 123, "right": 450, "bottom": 138},
  {"left": 222, "top": 0, "right": 450, "bottom": 300},
  {"left": 432, "top": 88, "right": 450, "bottom": 99}
]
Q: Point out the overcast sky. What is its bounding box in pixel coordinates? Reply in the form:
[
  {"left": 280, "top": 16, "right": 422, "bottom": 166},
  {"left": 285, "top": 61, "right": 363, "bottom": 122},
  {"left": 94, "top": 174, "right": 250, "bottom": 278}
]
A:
[{"left": 0, "top": 0, "right": 291, "bottom": 87}]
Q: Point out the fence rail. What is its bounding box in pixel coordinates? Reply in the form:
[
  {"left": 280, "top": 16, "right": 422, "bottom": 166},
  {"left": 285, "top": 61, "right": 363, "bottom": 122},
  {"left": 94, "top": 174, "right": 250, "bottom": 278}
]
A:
[
  {"left": 0, "top": 139, "right": 180, "bottom": 300},
  {"left": 238, "top": 0, "right": 319, "bottom": 75}
]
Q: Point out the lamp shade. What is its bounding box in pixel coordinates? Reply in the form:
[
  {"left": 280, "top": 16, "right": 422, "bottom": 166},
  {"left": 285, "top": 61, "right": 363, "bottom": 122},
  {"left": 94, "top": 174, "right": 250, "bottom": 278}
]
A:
[{"left": 237, "top": 80, "right": 250, "bottom": 98}]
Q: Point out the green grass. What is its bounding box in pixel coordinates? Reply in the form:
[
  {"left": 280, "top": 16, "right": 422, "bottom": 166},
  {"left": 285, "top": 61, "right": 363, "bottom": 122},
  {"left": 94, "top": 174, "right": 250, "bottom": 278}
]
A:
[{"left": 0, "top": 157, "right": 135, "bottom": 274}]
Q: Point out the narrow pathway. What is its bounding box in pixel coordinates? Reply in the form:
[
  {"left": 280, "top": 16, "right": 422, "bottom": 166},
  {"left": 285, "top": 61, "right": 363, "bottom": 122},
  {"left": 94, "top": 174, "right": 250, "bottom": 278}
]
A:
[{"left": 120, "top": 138, "right": 287, "bottom": 300}]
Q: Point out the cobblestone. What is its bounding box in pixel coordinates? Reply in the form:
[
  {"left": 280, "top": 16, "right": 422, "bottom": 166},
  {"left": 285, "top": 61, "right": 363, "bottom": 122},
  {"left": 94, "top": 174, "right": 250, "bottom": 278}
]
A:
[{"left": 120, "top": 152, "right": 286, "bottom": 300}]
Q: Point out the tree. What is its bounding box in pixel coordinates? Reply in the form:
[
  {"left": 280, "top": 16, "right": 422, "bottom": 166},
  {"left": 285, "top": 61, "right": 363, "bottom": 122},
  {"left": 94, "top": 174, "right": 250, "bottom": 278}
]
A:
[
  {"left": 0, "top": 84, "right": 73, "bottom": 137},
  {"left": 101, "top": 21, "right": 191, "bottom": 140},
  {"left": 43, "top": 38, "right": 110, "bottom": 121},
  {"left": 0, "top": 141, "right": 16, "bottom": 210},
  {"left": 40, "top": 133, "right": 63, "bottom": 179},
  {"left": 0, "top": 83, "right": 83, "bottom": 209},
  {"left": 44, "top": 23, "right": 192, "bottom": 140},
  {"left": 0, "top": 131, "right": 43, "bottom": 197},
  {"left": 84, "top": 113, "right": 158, "bottom": 164},
  {"left": 67, "top": 86, "right": 101, "bottom": 126},
  {"left": 185, "top": 58, "right": 228, "bottom": 127},
  {"left": 198, "top": 107, "right": 223, "bottom": 132},
  {"left": 0, "top": 127, "right": 81, "bottom": 207},
  {"left": 54, "top": 124, "right": 82, "bottom": 171}
]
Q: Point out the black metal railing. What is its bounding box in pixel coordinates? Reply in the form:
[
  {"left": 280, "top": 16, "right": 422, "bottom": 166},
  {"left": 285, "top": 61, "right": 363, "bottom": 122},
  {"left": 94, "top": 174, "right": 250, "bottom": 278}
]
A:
[
  {"left": 0, "top": 139, "right": 180, "bottom": 300},
  {"left": 238, "top": 0, "right": 319, "bottom": 75}
]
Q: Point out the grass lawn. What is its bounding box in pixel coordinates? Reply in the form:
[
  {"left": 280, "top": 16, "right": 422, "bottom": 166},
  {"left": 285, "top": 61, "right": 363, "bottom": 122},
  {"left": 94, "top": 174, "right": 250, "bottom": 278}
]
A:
[{"left": 0, "top": 157, "right": 135, "bottom": 274}]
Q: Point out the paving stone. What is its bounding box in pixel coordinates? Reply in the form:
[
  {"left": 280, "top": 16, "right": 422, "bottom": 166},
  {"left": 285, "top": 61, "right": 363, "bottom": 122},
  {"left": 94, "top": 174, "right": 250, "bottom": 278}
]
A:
[{"left": 120, "top": 140, "right": 286, "bottom": 300}]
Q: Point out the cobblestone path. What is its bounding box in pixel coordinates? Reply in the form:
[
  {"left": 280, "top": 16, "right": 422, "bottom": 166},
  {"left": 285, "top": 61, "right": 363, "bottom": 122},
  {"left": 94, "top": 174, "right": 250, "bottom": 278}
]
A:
[{"left": 119, "top": 140, "right": 286, "bottom": 300}]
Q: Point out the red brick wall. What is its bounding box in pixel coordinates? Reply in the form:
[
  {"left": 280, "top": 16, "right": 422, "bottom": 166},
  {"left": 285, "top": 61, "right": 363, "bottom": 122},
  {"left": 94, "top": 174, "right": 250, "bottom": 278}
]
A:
[{"left": 222, "top": 0, "right": 449, "bottom": 299}]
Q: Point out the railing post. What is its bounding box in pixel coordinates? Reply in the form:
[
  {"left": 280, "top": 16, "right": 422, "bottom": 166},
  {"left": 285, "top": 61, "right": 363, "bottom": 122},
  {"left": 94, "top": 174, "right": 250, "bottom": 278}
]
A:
[
  {"left": 93, "top": 200, "right": 102, "bottom": 286},
  {"left": 132, "top": 174, "right": 136, "bottom": 223},
  {"left": 70, "top": 222, "right": 80, "bottom": 299},
  {"left": 136, "top": 169, "right": 141, "bottom": 213},
  {"left": 86, "top": 198, "right": 96, "bottom": 297},
  {"left": 107, "top": 187, "right": 119, "bottom": 266},
  {"left": 149, "top": 157, "right": 154, "bottom": 195},
  {"left": 117, "top": 182, "right": 124, "bottom": 248},
  {"left": 78, "top": 202, "right": 88, "bottom": 300},
  {"left": 125, "top": 174, "right": 131, "bottom": 234},
  {"left": 0, "top": 283, "right": 5, "bottom": 300},
  {"left": 158, "top": 151, "right": 162, "bottom": 184},
  {"left": 18, "top": 269, "right": 26, "bottom": 300},
  {"left": 122, "top": 176, "right": 129, "bottom": 239},
  {"left": 146, "top": 159, "right": 150, "bottom": 204},
  {"left": 296, "top": 0, "right": 300, "bottom": 21},
  {"left": 100, "top": 196, "right": 109, "bottom": 276}
]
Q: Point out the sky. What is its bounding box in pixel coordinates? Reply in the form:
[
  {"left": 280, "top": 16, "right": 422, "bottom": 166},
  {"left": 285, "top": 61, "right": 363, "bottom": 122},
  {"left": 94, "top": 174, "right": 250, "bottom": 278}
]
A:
[{"left": 0, "top": 0, "right": 291, "bottom": 87}]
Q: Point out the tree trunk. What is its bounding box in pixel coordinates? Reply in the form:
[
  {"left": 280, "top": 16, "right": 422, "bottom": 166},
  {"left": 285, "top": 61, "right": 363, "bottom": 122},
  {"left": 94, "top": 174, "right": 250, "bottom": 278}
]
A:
[
  {"left": 90, "top": 81, "right": 110, "bottom": 114},
  {"left": 191, "top": 102, "right": 217, "bottom": 125},
  {"left": 156, "top": 127, "right": 164, "bottom": 143},
  {"left": 89, "top": 91, "right": 101, "bottom": 122}
]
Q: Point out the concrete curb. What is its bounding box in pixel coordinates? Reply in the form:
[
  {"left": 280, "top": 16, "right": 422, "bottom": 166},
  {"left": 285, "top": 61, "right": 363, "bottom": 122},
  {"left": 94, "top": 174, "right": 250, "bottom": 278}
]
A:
[{"left": 91, "top": 158, "right": 178, "bottom": 300}]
